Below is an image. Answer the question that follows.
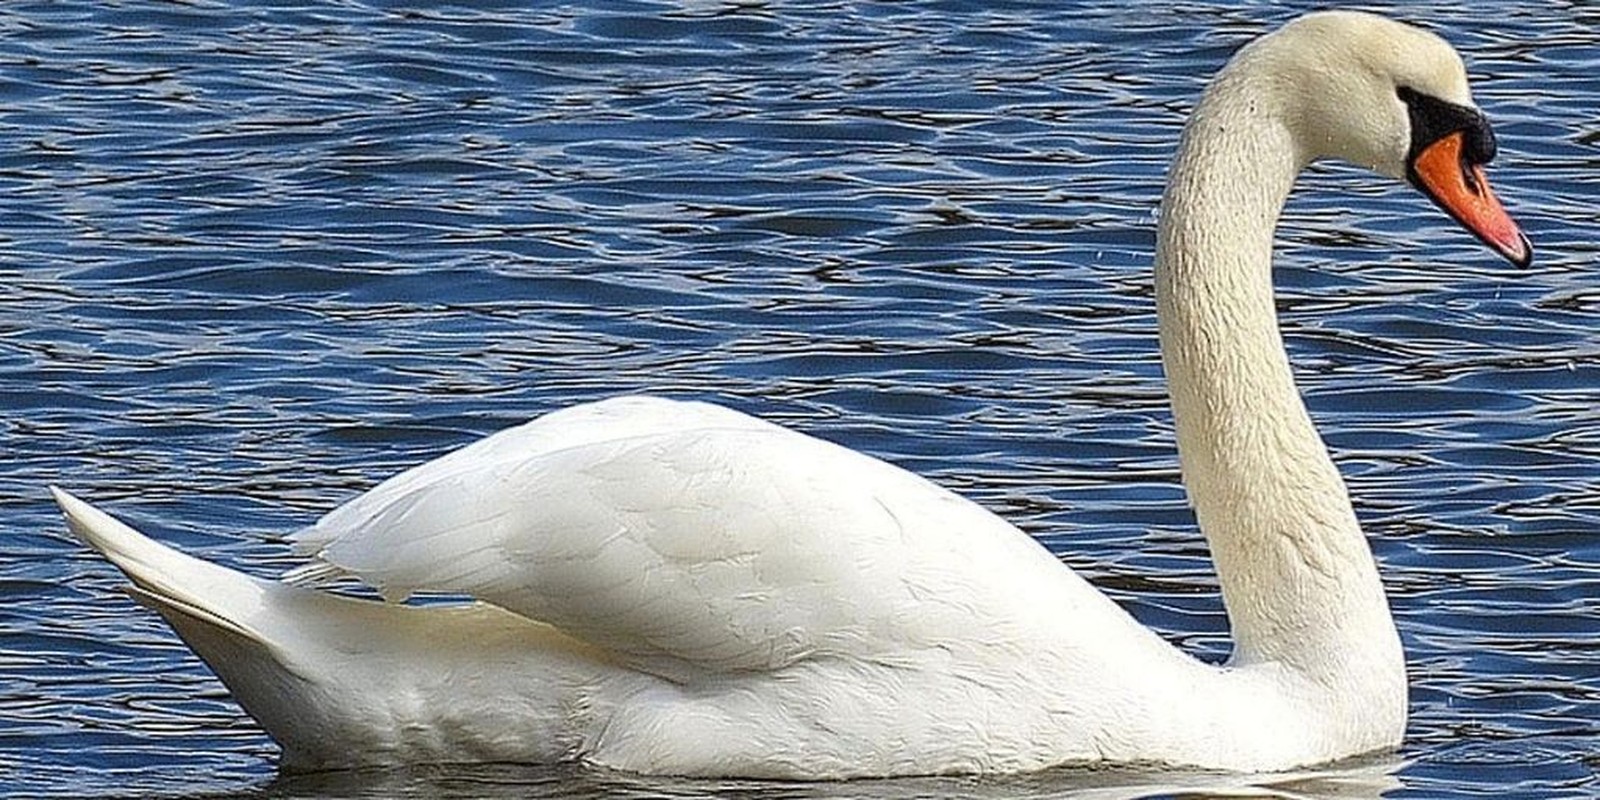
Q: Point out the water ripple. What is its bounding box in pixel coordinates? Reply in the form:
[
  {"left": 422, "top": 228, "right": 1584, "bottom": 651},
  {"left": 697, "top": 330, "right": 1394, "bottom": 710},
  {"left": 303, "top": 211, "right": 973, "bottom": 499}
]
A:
[{"left": 2, "top": 1, "right": 1596, "bottom": 798}]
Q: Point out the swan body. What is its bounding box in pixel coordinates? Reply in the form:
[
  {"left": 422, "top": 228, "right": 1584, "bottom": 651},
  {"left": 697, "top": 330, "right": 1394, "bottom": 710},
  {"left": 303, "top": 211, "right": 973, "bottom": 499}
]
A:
[{"left": 55, "top": 11, "right": 1529, "bottom": 779}]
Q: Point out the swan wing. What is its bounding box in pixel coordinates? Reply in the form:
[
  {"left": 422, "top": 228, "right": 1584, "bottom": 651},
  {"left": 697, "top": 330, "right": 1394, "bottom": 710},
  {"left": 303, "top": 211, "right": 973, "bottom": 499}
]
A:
[{"left": 289, "top": 395, "right": 1095, "bottom": 679}]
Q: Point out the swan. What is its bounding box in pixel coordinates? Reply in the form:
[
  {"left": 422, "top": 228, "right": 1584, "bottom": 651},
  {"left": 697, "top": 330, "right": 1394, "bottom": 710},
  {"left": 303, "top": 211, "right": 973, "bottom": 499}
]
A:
[{"left": 53, "top": 10, "right": 1530, "bottom": 780}]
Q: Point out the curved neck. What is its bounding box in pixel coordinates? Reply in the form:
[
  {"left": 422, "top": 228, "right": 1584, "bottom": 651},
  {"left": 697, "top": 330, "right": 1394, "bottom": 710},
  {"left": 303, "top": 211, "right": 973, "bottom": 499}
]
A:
[{"left": 1153, "top": 78, "right": 1402, "bottom": 679}]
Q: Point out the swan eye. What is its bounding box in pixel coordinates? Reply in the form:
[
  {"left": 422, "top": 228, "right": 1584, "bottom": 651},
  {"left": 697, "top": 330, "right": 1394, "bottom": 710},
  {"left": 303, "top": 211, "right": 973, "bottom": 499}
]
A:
[{"left": 1396, "top": 86, "right": 1497, "bottom": 165}]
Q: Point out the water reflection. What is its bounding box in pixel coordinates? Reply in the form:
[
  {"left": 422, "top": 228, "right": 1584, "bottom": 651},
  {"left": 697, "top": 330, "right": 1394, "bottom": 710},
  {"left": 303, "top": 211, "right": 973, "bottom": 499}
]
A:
[{"left": 257, "top": 756, "right": 1404, "bottom": 800}]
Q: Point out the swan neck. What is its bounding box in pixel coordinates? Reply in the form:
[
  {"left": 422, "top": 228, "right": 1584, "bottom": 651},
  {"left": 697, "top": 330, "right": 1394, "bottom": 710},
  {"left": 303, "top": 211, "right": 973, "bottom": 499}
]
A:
[{"left": 1152, "top": 79, "right": 1401, "bottom": 677}]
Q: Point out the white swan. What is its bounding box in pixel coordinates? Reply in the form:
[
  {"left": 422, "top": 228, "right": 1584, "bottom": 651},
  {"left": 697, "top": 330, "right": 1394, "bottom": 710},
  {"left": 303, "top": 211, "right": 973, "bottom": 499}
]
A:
[{"left": 54, "top": 11, "right": 1530, "bottom": 780}]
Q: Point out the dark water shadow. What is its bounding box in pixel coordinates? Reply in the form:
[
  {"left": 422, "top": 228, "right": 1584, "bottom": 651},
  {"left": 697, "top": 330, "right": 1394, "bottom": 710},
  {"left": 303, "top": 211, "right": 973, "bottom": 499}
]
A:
[{"left": 242, "top": 755, "right": 1405, "bottom": 800}]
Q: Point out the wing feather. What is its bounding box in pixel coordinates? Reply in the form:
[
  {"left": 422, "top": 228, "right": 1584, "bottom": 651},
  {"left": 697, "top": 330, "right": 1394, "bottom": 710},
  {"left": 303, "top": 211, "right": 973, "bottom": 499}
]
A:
[{"left": 290, "top": 395, "right": 1109, "bottom": 680}]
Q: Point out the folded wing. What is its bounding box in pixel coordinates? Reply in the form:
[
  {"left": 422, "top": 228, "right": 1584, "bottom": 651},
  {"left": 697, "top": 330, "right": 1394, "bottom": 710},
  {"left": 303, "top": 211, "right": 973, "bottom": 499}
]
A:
[{"left": 289, "top": 395, "right": 1105, "bottom": 681}]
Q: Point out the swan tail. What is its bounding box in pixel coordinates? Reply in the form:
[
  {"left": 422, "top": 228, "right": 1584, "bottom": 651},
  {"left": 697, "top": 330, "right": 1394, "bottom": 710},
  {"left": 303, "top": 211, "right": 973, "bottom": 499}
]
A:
[
  {"left": 52, "top": 486, "right": 625, "bottom": 770},
  {"left": 52, "top": 487, "right": 274, "bottom": 645},
  {"left": 50, "top": 487, "right": 366, "bottom": 766}
]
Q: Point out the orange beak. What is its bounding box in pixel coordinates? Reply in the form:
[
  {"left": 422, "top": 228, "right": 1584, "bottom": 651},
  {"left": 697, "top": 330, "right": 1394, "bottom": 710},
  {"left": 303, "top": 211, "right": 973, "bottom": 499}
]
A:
[{"left": 1409, "top": 131, "right": 1532, "bottom": 267}]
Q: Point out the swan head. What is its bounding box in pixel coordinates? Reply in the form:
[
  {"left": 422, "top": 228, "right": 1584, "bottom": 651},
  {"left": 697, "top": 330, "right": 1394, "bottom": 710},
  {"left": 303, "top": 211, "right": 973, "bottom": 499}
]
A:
[{"left": 1231, "top": 11, "right": 1532, "bottom": 266}]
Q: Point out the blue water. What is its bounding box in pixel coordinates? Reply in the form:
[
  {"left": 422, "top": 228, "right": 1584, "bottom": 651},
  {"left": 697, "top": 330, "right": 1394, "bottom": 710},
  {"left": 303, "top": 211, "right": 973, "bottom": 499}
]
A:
[{"left": 2, "top": 1, "right": 1596, "bottom": 797}]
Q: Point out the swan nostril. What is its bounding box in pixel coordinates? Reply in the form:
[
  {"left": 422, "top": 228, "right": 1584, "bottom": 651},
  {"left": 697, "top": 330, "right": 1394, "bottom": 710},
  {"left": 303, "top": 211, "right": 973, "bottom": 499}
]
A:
[{"left": 1461, "top": 160, "right": 1483, "bottom": 196}]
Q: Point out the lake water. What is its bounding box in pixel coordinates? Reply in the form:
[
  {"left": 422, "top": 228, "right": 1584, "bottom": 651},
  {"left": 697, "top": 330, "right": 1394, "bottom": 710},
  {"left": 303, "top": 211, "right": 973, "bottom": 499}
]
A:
[{"left": 1, "top": 1, "right": 1595, "bottom": 797}]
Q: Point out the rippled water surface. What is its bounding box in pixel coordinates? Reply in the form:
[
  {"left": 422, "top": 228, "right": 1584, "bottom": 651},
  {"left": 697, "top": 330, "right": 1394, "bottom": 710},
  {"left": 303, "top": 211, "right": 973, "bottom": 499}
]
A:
[{"left": 2, "top": 1, "right": 1596, "bottom": 797}]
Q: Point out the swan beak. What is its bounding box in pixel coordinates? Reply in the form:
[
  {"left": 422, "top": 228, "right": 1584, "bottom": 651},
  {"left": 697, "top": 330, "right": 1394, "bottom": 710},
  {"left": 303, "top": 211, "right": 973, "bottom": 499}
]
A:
[{"left": 1408, "top": 131, "right": 1532, "bottom": 267}]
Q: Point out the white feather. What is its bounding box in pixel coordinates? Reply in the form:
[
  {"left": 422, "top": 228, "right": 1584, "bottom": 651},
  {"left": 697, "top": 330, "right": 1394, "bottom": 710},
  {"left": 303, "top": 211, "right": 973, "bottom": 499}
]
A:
[{"left": 55, "top": 11, "right": 1521, "bottom": 780}]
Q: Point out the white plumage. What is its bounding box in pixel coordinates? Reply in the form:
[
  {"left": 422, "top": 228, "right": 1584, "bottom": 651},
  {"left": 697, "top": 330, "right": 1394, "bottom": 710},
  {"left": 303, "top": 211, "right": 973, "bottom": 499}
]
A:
[
  {"left": 289, "top": 397, "right": 1148, "bottom": 679},
  {"left": 54, "top": 11, "right": 1527, "bottom": 780}
]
